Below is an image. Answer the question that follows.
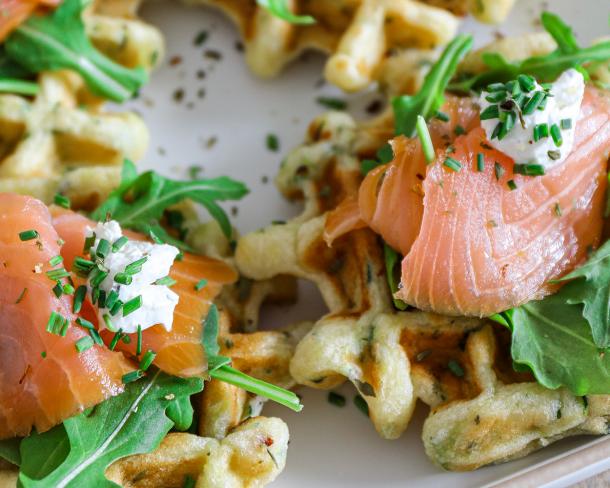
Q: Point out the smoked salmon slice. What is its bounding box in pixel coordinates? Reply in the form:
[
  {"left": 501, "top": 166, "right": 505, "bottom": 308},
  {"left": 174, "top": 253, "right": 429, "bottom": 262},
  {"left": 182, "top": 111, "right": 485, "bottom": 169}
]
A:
[
  {"left": 328, "top": 88, "right": 610, "bottom": 316},
  {"left": 0, "top": 194, "right": 134, "bottom": 439},
  {"left": 0, "top": 0, "right": 61, "bottom": 43},
  {"left": 52, "top": 209, "right": 238, "bottom": 377}
]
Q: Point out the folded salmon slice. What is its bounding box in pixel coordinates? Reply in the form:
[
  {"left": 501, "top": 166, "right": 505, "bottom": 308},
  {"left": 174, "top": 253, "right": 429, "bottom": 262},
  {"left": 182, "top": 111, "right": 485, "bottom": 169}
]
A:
[
  {"left": 329, "top": 88, "right": 610, "bottom": 316},
  {"left": 0, "top": 0, "right": 60, "bottom": 42},
  {"left": 0, "top": 194, "right": 134, "bottom": 439},
  {"left": 52, "top": 210, "right": 238, "bottom": 377}
]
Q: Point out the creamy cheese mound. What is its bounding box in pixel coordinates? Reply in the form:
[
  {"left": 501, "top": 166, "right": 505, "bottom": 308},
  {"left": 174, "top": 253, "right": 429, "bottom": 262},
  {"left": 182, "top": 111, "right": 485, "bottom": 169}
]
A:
[
  {"left": 479, "top": 69, "right": 584, "bottom": 170},
  {"left": 85, "top": 220, "right": 179, "bottom": 333}
]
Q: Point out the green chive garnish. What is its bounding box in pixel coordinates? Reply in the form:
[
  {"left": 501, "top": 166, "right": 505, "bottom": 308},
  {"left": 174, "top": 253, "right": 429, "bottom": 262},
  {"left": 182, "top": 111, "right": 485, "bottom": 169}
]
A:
[
  {"left": 434, "top": 111, "right": 450, "bottom": 122},
  {"left": 316, "top": 96, "right": 347, "bottom": 111},
  {"left": 73, "top": 257, "right": 94, "bottom": 274},
  {"left": 554, "top": 203, "right": 563, "bottom": 216},
  {"left": 328, "top": 391, "right": 346, "bottom": 407},
  {"left": 41, "top": 351, "right": 47, "bottom": 359},
  {"left": 266, "top": 133, "right": 279, "bottom": 151},
  {"left": 122, "top": 335, "right": 131, "bottom": 344},
  {"left": 62, "top": 283, "right": 74, "bottom": 295},
  {"left": 136, "top": 325, "right": 143, "bottom": 355},
  {"left": 76, "top": 317, "right": 94, "bottom": 330},
  {"left": 480, "top": 105, "right": 500, "bottom": 120},
  {"left": 533, "top": 123, "right": 549, "bottom": 142},
  {"left": 154, "top": 276, "right": 176, "bottom": 286},
  {"left": 114, "top": 273, "right": 132, "bottom": 285},
  {"left": 123, "top": 296, "right": 142, "bottom": 317},
  {"left": 550, "top": 124, "right": 563, "bottom": 146},
  {"left": 109, "top": 329, "right": 123, "bottom": 350},
  {"left": 83, "top": 234, "right": 96, "bottom": 254},
  {"left": 112, "top": 236, "right": 128, "bottom": 252},
  {"left": 416, "top": 115, "right": 435, "bottom": 164},
  {"left": 125, "top": 257, "right": 147, "bottom": 275},
  {"left": 15, "top": 288, "right": 27, "bottom": 304},
  {"left": 49, "top": 255, "right": 63, "bottom": 267},
  {"left": 103, "top": 313, "right": 117, "bottom": 332},
  {"left": 73, "top": 285, "right": 86, "bottom": 313},
  {"left": 537, "top": 95, "right": 548, "bottom": 111},
  {"left": 110, "top": 300, "right": 123, "bottom": 316},
  {"left": 53, "top": 193, "right": 71, "bottom": 209},
  {"left": 517, "top": 74, "right": 536, "bottom": 92},
  {"left": 522, "top": 91, "right": 546, "bottom": 115},
  {"left": 547, "top": 150, "right": 561, "bottom": 161},
  {"left": 90, "top": 269, "right": 108, "bottom": 287},
  {"left": 195, "top": 279, "right": 208, "bottom": 291},
  {"left": 122, "top": 370, "right": 144, "bottom": 384},
  {"left": 95, "top": 239, "right": 111, "bottom": 259},
  {"left": 454, "top": 124, "right": 466, "bottom": 136},
  {"left": 52, "top": 282, "right": 63, "bottom": 298},
  {"left": 91, "top": 287, "right": 100, "bottom": 305},
  {"left": 507, "top": 179, "right": 517, "bottom": 190},
  {"left": 560, "top": 118, "right": 572, "bottom": 130},
  {"left": 490, "top": 122, "right": 504, "bottom": 140},
  {"left": 476, "top": 153, "right": 485, "bottom": 172},
  {"left": 97, "top": 290, "right": 107, "bottom": 308},
  {"left": 139, "top": 350, "right": 156, "bottom": 371},
  {"left": 443, "top": 157, "right": 462, "bottom": 172},
  {"left": 486, "top": 82, "right": 506, "bottom": 92},
  {"left": 19, "top": 230, "right": 38, "bottom": 241},
  {"left": 60, "top": 317, "right": 70, "bottom": 336},
  {"left": 75, "top": 336, "right": 94, "bottom": 353},
  {"left": 90, "top": 329, "right": 104, "bottom": 346},
  {"left": 485, "top": 91, "right": 505, "bottom": 103},
  {"left": 514, "top": 163, "right": 546, "bottom": 176},
  {"left": 353, "top": 394, "right": 369, "bottom": 416},
  {"left": 46, "top": 269, "right": 71, "bottom": 281},
  {"left": 106, "top": 290, "right": 119, "bottom": 310},
  {"left": 497, "top": 112, "right": 515, "bottom": 140},
  {"left": 448, "top": 359, "right": 465, "bottom": 377},
  {"left": 494, "top": 162, "right": 505, "bottom": 180}
]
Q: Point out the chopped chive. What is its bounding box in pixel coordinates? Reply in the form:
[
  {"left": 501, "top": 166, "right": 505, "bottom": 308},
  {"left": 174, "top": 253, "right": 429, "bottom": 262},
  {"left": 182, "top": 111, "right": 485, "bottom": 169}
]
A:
[
  {"left": 533, "top": 123, "right": 549, "bottom": 142},
  {"left": 316, "top": 96, "right": 347, "bottom": 110},
  {"left": 514, "top": 163, "right": 546, "bottom": 176},
  {"left": 136, "top": 325, "right": 143, "bottom": 355},
  {"left": 95, "top": 239, "right": 111, "bottom": 259},
  {"left": 60, "top": 317, "right": 70, "bottom": 336},
  {"left": 507, "top": 179, "right": 517, "bottom": 190},
  {"left": 125, "top": 257, "right": 147, "bottom": 275},
  {"left": 15, "top": 288, "right": 27, "bottom": 304},
  {"left": 480, "top": 105, "right": 500, "bottom": 120},
  {"left": 73, "top": 257, "right": 95, "bottom": 274},
  {"left": 114, "top": 272, "right": 132, "bottom": 285},
  {"left": 75, "top": 336, "right": 94, "bottom": 353},
  {"left": 52, "top": 282, "right": 63, "bottom": 298},
  {"left": 155, "top": 276, "right": 177, "bottom": 286},
  {"left": 90, "top": 269, "right": 108, "bottom": 287},
  {"left": 486, "top": 82, "right": 506, "bottom": 92},
  {"left": 53, "top": 193, "right": 71, "bottom": 209},
  {"left": 547, "top": 150, "right": 561, "bottom": 161},
  {"left": 328, "top": 391, "right": 346, "bottom": 407},
  {"left": 122, "top": 335, "right": 131, "bottom": 344},
  {"left": 494, "top": 162, "right": 505, "bottom": 180},
  {"left": 476, "top": 153, "right": 485, "bottom": 172},
  {"left": 91, "top": 287, "right": 100, "bottom": 305},
  {"left": 513, "top": 93, "right": 527, "bottom": 109},
  {"left": 89, "top": 329, "right": 103, "bottom": 346},
  {"left": 110, "top": 300, "right": 123, "bottom": 316},
  {"left": 103, "top": 313, "right": 117, "bottom": 332},
  {"left": 41, "top": 351, "right": 47, "bottom": 359},
  {"left": 353, "top": 394, "right": 369, "bottom": 416},
  {"left": 76, "top": 317, "right": 94, "bottom": 330},
  {"left": 83, "top": 234, "right": 96, "bottom": 254},
  {"left": 123, "top": 295, "right": 142, "bottom": 317},
  {"left": 560, "top": 118, "right": 572, "bottom": 130},
  {"left": 554, "top": 202, "right": 563, "bottom": 216},
  {"left": 97, "top": 290, "right": 107, "bottom": 308},
  {"left": 266, "top": 133, "right": 279, "bottom": 151},
  {"left": 415, "top": 115, "right": 435, "bottom": 164},
  {"left": 550, "top": 124, "right": 563, "bottom": 146},
  {"left": 195, "top": 279, "right": 208, "bottom": 291},
  {"left": 73, "top": 285, "right": 86, "bottom": 313},
  {"left": 46, "top": 311, "right": 64, "bottom": 334},
  {"left": 109, "top": 329, "right": 123, "bottom": 350},
  {"left": 537, "top": 95, "right": 548, "bottom": 111},
  {"left": 448, "top": 359, "right": 465, "bottom": 377},
  {"left": 540, "top": 82, "right": 553, "bottom": 92},
  {"left": 19, "top": 230, "right": 38, "bottom": 241},
  {"left": 517, "top": 74, "right": 536, "bottom": 92},
  {"left": 122, "top": 370, "right": 144, "bottom": 384},
  {"left": 49, "top": 255, "right": 63, "bottom": 267},
  {"left": 148, "top": 229, "right": 164, "bottom": 244},
  {"left": 183, "top": 476, "right": 196, "bottom": 488},
  {"left": 112, "top": 236, "right": 128, "bottom": 252},
  {"left": 511, "top": 81, "right": 522, "bottom": 97},
  {"left": 443, "top": 157, "right": 462, "bottom": 172},
  {"left": 485, "top": 91, "right": 505, "bottom": 103},
  {"left": 62, "top": 283, "right": 74, "bottom": 295},
  {"left": 434, "top": 111, "right": 450, "bottom": 122},
  {"left": 522, "top": 91, "right": 546, "bottom": 115},
  {"left": 454, "top": 124, "right": 466, "bottom": 136},
  {"left": 490, "top": 122, "right": 504, "bottom": 140},
  {"left": 139, "top": 350, "right": 157, "bottom": 371},
  {"left": 46, "top": 268, "right": 71, "bottom": 281},
  {"left": 105, "top": 290, "right": 119, "bottom": 310},
  {"left": 497, "top": 112, "right": 515, "bottom": 140}
]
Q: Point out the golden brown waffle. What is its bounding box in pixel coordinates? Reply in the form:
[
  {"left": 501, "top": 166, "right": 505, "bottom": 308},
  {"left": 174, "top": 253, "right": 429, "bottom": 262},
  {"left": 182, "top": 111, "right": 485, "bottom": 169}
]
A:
[
  {"left": 233, "top": 109, "right": 610, "bottom": 470},
  {"left": 0, "top": 3, "right": 164, "bottom": 210}
]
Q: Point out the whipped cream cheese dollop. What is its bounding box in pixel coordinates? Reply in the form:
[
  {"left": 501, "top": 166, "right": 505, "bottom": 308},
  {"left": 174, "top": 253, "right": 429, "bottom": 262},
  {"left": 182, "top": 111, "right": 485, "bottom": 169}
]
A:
[
  {"left": 85, "top": 220, "right": 179, "bottom": 333},
  {"left": 478, "top": 68, "right": 584, "bottom": 171}
]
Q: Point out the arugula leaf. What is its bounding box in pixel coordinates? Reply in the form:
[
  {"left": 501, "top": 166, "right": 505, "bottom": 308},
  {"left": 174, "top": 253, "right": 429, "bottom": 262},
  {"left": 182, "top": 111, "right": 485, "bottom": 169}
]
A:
[
  {"left": 4, "top": 0, "right": 147, "bottom": 102},
  {"left": 91, "top": 160, "right": 249, "bottom": 242},
  {"left": 202, "top": 304, "right": 303, "bottom": 412},
  {"left": 18, "top": 371, "right": 202, "bottom": 487},
  {"left": 0, "top": 438, "right": 22, "bottom": 466},
  {"left": 508, "top": 292, "right": 610, "bottom": 396},
  {"left": 393, "top": 34, "right": 473, "bottom": 137},
  {"left": 165, "top": 396, "right": 195, "bottom": 432},
  {"left": 557, "top": 241, "right": 610, "bottom": 348},
  {"left": 383, "top": 244, "right": 408, "bottom": 311},
  {"left": 256, "top": 0, "right": 315, "bottom": 25},
  {"left": 449, "top": 12, "right": 610, "bottom": 93}
]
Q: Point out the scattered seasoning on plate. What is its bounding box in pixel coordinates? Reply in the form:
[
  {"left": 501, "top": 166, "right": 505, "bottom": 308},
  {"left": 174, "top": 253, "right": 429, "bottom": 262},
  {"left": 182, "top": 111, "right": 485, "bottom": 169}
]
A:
[
  {"left": 234, "top": 40, "right": 244, "bottom": 52},
  {"left": 204, "top": 49, "right": 222, "bottom": 61},
  {"left": 169, "top": 55, "right": 182, "bottom": 67},
  {"left": 366, "top": 99, "right": 384, "bottom": 115},
  {"left": 266, "top": 133, "right": 279, "bottom": 151},
  {"left": 173, "top": 88, "right": 185, "bottom": 103},
  {"left": 353, "top": 394, "right": 369, "bottom": 416},
  {"left": 316, "top": 97, "right": 347, "bottom": 110},
  {"left": 327, "top": 392, "right": 346, "bottom": 407},
  {"left": 193, "top": 30, "right": 208, "bottom": 46}
]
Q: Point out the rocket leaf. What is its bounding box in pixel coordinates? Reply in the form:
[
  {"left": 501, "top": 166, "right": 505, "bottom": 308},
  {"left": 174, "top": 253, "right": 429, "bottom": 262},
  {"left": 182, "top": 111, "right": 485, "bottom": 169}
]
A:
[
  {"left": 18, "top": 371, "right": 202, "bottom": 488},
  {"left": 0, "top": 438, "right": 21, "bottom": 466},
  {"left": 256, "top": 0, "right": 315, "bottom": 25}
]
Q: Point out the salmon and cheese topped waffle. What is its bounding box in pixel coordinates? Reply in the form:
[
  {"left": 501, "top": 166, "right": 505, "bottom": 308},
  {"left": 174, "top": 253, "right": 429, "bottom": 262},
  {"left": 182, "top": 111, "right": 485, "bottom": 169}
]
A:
[{"left": 234, "top": 11, "right": 610, "bottom": 471}]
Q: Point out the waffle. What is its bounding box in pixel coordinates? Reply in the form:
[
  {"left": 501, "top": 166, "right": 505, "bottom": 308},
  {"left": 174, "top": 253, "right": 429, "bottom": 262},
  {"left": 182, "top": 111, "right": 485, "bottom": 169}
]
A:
[
  {"left": 185, "top": 0, "right": 469, "bottom": 92},
  {"left": 0, "top": 2, "right": 164, "bottom": 210},
  {"left": 234, "top": 109, "right": 610, "bottom": 469}
]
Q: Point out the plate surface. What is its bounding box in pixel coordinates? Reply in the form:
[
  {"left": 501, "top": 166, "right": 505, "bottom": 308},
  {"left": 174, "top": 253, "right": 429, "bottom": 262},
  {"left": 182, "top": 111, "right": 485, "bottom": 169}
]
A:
[{"left": 128, "top": 1, "right": 610, "bottom": 486}]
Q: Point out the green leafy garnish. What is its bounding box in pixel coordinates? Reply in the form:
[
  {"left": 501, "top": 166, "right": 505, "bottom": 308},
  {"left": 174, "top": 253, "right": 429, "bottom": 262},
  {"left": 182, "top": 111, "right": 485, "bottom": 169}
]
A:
[
  {"left": 91, "top": 160, "right": 249, "bottom": 245},
  {"left": 0, "top": 78, "right": 38, "bottom": 95},
  {"left": 256, "top": 0, "right": 315, "bottom": 25},
  {"left": 383, "top": 244, "right": 408, "bottom": 311},
  {"left": 393, "top": 34, "right": 473, "bottom": 137},
  {"left": 18, "top": 371, "right": 202, "bottom": 487},
  {"left": 4, "top": 0, "right": 147, "bottom": 101},
  {"left": 203, "top": 304, "right": 303, "bottom": 412},
  {"left": 449, "top": 12, "right": 610, "bottom": 93},
  {"left": 0, "top": 438, "right": 21, "bottom": 466}
]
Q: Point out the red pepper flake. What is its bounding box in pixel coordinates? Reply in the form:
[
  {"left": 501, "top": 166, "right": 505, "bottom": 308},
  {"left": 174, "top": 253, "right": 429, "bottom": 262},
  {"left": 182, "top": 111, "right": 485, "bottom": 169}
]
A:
[{"left": 264, "top": 437, "right": 274, "bottom": 447}]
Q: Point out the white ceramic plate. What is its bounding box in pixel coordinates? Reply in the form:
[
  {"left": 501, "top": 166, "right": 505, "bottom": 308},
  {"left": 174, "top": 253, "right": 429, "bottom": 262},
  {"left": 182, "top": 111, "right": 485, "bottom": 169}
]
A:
[{"left": 128, "top": 1, "right": 610, "bottom": 486}]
